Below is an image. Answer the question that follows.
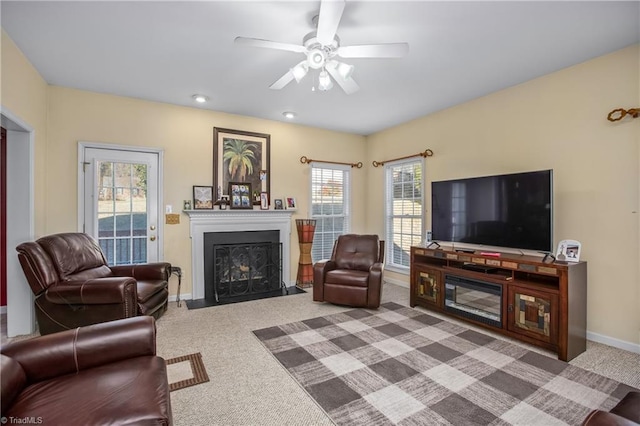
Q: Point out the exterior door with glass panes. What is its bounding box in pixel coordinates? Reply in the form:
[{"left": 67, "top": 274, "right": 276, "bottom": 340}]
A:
[{"left": 82, "top": 147, "right": 160, "bottom": 264}]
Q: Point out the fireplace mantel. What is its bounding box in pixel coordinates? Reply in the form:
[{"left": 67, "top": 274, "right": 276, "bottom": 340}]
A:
[{"left": 185, "top": 209, "right": 294, "bottom": 300}]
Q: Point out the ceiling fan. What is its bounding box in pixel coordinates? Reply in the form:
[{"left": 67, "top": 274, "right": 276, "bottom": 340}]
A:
[{"left": 234, "top": 0, "right": 409, "bottom": 95}]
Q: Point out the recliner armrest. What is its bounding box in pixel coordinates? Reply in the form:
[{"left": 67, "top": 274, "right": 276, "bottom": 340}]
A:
[
  {"left": 369, "top": 262, "right": 384, "bottom": 284},
  {"left": 110, "top": 262, "right": 171, "bottom": 281},
  {"left": 1, "top": 355, "right": 27, "bottom": 413},
  {"left": 1, "top": 316, "right": 157, "bottom": 384},
  {"left": 582, "top": 410, "right": 638, "bottom": 425},
  {"left": 45, "top": 277, "right": 137, "bottom": 304},
  {"left": 314, "top": 260, "right": 336, "bottom": 274}
]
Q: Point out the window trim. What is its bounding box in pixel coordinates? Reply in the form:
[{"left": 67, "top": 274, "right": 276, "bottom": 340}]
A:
[{"left": 384, "top": 157, "right": 425, "bottom": 273}]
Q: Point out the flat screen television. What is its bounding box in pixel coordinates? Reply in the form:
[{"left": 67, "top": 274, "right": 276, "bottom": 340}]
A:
[{"left": 431, "top": 170, "right": 553, "bottom": 252}]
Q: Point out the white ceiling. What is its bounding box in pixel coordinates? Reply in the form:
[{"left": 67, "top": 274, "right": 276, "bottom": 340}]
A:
[{"left": 2, "top": 1, "right": 638, "bottom": 135}]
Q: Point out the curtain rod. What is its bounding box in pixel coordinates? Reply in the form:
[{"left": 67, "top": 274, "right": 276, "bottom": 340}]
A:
[
  {"left": 607, "top": 108, "right": 639, "bottom": 122},
  {"left": 372, "top": 149, "right": 434, "bottom": 167},
  {"left": 300, "top": 156, "right": 363, "bottom": 168}
]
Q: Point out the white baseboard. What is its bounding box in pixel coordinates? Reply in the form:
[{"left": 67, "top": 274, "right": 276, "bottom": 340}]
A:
[
  {"left": 383, "top": 280, "right": 640, "bottom": 355},
  {"left": 0, "top": 305, "right": 6, "bottom": 314},
  {"left": 587, "top": 330, "right": 640, "bottom": 354},
  {"left": 169, "top": 293, "right": 192, "bottom": 303}
]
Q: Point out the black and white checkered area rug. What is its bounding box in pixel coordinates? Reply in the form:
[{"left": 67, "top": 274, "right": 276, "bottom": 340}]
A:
[{"left": 253, "top": 302, "right": 638, "bottom": 425}]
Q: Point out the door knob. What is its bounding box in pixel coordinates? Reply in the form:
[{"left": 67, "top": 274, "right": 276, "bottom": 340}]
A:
[
  {"left": 150, "top": 235, "right": 156, "bottom": 241},
  {"left": 150, "top": 225, "right": 156, "bottom": 231}
]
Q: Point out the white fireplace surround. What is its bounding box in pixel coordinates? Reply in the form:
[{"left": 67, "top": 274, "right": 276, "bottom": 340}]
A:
[{"left": 186, "top": 209, "right": 294, "bottom": 300}]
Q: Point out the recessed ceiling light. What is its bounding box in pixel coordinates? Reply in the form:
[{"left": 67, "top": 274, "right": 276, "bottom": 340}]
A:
[
  {"left": 192, "top": 94, "right": 209, "bottom": 103},
  {"left": 283, "top": 111, "right": 297, "bottom": 119}
]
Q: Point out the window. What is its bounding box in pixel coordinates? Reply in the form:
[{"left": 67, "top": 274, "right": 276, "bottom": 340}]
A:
[
  {"left": 310, "top": 163, "right": 350, "bottom": 262},
  {"left": 385, "top": 159, "right": 424, "bottom": 270}
]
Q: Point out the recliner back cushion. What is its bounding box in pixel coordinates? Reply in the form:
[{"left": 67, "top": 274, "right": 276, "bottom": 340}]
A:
[
  {"left": 333, "top": 234, "right": 379, "bottom": 272},
  {"left": 16, "top": 242, "right": 59, "bottom": 295},
  {"left": 38, "top": 233, "right": 108, "bottom": 280}
]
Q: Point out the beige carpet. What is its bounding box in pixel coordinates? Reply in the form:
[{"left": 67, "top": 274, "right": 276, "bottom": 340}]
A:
[{"left": 155, "top": 283, "right": 640, "bottom": 426}]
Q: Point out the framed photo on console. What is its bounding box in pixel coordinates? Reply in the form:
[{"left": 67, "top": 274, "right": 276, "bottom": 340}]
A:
[{"left": 556, "top": 239, "right": 581, "bottom": 262}]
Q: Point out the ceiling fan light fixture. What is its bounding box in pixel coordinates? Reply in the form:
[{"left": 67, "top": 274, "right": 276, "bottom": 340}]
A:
[
  {"left": 318, "top": 69, "right": 333, "bottom": 91},
  {"left": 336, "top": 62, "right": 354, "bottom": 80},
  {"left": 291, "top": 62, "right": 309, "bottom": 82},
  {"left": 307, "top": 48, "right": 326, "bottom": 69}
]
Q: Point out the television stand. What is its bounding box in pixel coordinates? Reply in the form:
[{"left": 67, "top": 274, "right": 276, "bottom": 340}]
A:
[
  {"left": 461, "top": 263, "right": 498, "bottom": 274},
  {"left": 410, "top": 245, "right": 587, "bottom": 361}
]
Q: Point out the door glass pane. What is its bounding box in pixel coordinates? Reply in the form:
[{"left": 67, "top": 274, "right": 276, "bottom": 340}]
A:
[{"left": 97, "top": 160, "right": 148, "bottom": 265}]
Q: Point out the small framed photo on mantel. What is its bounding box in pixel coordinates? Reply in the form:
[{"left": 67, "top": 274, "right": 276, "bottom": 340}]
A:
[
  {"left": 193, "top": 186, "right": 214, "bottom": 209},
  {"left": 229, "top": 182, "right": 253, "bottom": 209},
  {"left": 260, "top": 192, "right": 269, "bottom": 210},
  {"left": 285, "top": 197, "right": 297, "bottom": 210}
]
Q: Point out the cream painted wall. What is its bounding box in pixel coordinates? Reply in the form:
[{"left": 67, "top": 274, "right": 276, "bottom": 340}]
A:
[
  {"left": 46, "top": 87, "right": 367, "bottom": 296},
  {"left": 367, "top": 45, "right": 640, "bottom": 346},
  {"left": 1, "top": 29, "right": 48, "bottom": 236}
]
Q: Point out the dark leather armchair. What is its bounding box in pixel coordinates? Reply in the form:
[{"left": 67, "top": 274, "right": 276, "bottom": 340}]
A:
[
  {"left": 16, "top": 232, "right": 170, "bottom": 335},
  {"left": 582, "top": 391, "right": 640, "bottom": 425},
  {"left": 313, "top": 234, "right": 385, "bottom": 309},
  {"left": 1, "top": 316, "right": 173, "bottom": 425}
]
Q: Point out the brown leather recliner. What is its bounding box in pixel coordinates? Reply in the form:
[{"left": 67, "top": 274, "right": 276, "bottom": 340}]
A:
[
  {"left": 16, "top": 232, "right": 170, "bottom": 335},
  {"left": 313, "top": 234, "right": 385, "bottom": 309},
  {"left": 582, "top": 391, "right": 640, "bottom": 425},
  {"left": 1, "top": 316, "right": 173, "bottom": 425}
]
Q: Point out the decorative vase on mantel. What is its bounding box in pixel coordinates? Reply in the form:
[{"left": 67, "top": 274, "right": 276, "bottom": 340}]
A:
[{"left": 295, "top": 219, "right": 316, "bottom": 288}]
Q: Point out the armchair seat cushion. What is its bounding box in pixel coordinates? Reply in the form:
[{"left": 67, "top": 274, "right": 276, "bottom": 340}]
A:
[
  {"left": 137, "top": 279, "right": 170, "bottom": 303},
  {"left": 8, "top": 356, "right": 170, "bottom": 425},
  {"left": 326, "top": 269, "right": 370, "bottom": 287}
]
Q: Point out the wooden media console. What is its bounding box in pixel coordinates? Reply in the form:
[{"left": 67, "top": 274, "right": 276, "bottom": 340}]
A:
[{"left": 410, "top": 246, "right": 587, "bottom": 361}]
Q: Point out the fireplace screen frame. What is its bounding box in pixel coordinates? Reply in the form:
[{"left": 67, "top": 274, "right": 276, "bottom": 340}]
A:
[{"left": 211, "top": 241, "right": 284, "bottom": 302}]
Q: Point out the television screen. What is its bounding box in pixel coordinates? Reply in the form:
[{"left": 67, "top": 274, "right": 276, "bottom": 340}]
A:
[{"left": 431, "top": 170, "right": 553, "bottom": 252}]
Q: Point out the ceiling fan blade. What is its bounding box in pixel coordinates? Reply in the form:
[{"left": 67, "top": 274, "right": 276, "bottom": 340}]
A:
[
  {"left": 234, "top": 36, "right": 306, "bottom": 54},
  {"left": 269, "top": 70, "right": 296, "bottom": 90},
  {"left": 326, "top": 64, "right": 360, "bottom": 95},
  {"left": 338, "top": 43, "right": 409, "bottom": 58},
  {"left": 316, "top": 0, "right": 346, "bottom": 46}
]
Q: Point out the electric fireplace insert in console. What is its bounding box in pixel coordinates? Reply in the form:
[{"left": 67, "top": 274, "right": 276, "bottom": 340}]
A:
[{"left": 444, "top": 274, "right": 502, "bottom": 328}]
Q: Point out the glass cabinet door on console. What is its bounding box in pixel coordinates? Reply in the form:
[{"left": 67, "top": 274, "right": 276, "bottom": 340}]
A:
[
  {"left": 507, "top": 286, "right": 558, "bottom": 345},
  {"left": 411, "top": 267, "right": 441, "bottom": 307}
]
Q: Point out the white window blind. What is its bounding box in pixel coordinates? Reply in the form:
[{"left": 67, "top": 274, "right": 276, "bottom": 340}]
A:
[
  {"left": 385, "top": 159, "right": 424, "bottom": 269},
  {"left": 310, "top": 163, "right": 350, "bottom": 262}
]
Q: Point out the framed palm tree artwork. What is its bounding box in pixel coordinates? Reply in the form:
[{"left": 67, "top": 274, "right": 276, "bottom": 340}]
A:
[{"left": 213, "top": 127, "right": 270, "bottom": 205}]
